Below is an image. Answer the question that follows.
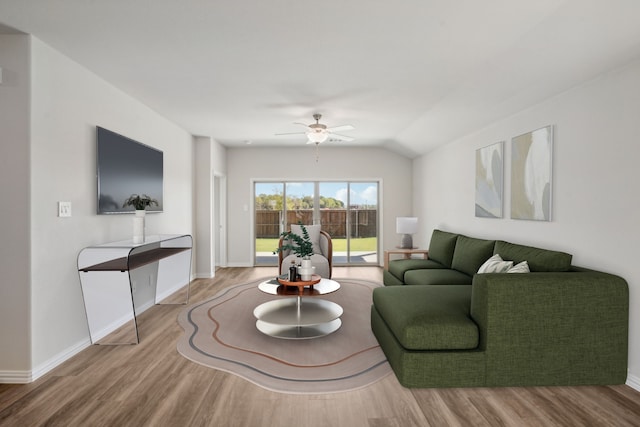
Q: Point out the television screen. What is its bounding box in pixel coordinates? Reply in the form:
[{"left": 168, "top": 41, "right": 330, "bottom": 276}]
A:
[{"left": 96, "top": 126, "right": 163, "bottom": 214}]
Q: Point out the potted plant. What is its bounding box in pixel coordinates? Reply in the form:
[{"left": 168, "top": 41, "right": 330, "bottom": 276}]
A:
[
  {"left": 274, "top": 223, "right": 315, "bottom": 280},
  {"left": 123, "top": 194, "right": 158, "bottom": 211},
  {"left": 274, "top": 223, "right": 313, "bottom": 258},
  {"left": 123, "top": 194, "right": 158, "bottom": 243}
]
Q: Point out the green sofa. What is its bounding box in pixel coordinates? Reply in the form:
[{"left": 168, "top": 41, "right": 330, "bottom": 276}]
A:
[{"left": 372, "top": 229, "right": 629, "bottom": 388}]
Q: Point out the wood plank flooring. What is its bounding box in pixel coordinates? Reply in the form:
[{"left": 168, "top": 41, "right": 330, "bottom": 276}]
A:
[{"left": 1, "top": 266, "right": 639, "bottom": 426}]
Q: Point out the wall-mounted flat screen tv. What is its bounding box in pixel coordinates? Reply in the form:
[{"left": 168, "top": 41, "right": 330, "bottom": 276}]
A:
[{"left": 96, "top": 126, "right": 163, "bottom": 214}]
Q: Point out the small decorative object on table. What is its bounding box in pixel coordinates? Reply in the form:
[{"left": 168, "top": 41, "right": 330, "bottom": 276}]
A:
[
  {"left": 123, "top": 194, "right": 158, "bottom": 244},
  {"left": 396, "top": 217, "right": 418, "bottom": 249},
  {"left": 298, "top": 258, "right": 315, "bottom": 280},
  {"left": 288, "top": 259, "right": 297, "bottom": 281}
]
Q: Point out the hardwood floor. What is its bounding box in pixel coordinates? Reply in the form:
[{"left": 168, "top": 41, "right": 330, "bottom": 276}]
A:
[{"left": 1, "top": 266, "right": 639, "bottom": 426}]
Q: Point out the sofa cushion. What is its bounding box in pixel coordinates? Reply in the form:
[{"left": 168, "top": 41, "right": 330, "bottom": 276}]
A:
[
  {"left": 428, "top": 230, "right": 459, "bottom": 268},
  {"left": 494, "top": 241, "right": 572, "bottom": 272},
  {"left": 451, "top": 236, "right": 496, "bottom": 276},
  {"left": 383, "top": 269, "right": 405, "bottom": 286},
  {"left": 388, "top": 258, "right": 445, "bottom": 281},
  {"left": 372, "top": 285, "right": 478, "bottom": 350},
  {"left": 404, "top": 268, "right": 472, "bottom": 286}
]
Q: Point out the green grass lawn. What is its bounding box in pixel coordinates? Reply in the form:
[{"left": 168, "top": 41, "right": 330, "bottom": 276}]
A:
[{"left": 256, "top": 237, "right": 377, "bottom": 252}]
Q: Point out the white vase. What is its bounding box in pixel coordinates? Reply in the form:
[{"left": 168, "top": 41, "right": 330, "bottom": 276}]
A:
[
  {"left": 299, "top": 258, "right": 314, "bottom": 281},
  {"left": 133, "top": 209, "right": 146, "bottom": 243}
]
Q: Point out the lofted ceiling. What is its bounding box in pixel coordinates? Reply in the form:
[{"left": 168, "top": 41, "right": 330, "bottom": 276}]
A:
[{"left": 1, "top": 0, "right": 640, "bottom": 158}]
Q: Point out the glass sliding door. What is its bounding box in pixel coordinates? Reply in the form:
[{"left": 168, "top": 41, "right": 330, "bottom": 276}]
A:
[
  {"left": 254, "top": 180, "right": 379, "bottom": 266},
  {"left": 318, "top": 182, "right": 378, "bottom": 265},
  {"left": 347, "top": 182, "right": 378, "bottom": 265},
  {"left": 319, "top": 181, "right": 378, "bottom": 265},
  {"left": 285, "top": 182, "right": 315, "bottom": 226},
  {"left": 318, "top": 182, "right": 348, "bottom": 263},
  {"left": 254, "top": 182, "right": 284, "bottom": 265}
]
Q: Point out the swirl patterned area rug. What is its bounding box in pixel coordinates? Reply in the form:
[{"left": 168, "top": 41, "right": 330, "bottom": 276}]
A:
[{"left": 176, "top": 277, "right": 392, "bottom": 394}]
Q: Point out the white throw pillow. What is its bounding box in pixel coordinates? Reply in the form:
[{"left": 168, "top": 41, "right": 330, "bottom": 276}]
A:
[
  {"left": 290, "top": 224, "right": 322, "bottom": 255},
  {"left": 507, "top": 260, "right": 530, "bottom": 273},
  {"left": 477, "top": 254, "right": 513, "bottom": 274}
]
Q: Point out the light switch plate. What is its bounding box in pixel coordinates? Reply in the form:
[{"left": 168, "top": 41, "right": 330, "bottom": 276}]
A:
[{"left": 58, "top": 201, "right": 72, "bottom": 217}]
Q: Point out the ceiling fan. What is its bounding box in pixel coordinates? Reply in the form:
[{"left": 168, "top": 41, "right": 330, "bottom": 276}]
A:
[{"left": 276, "top": 114, "right": 355, "bottom": 144}]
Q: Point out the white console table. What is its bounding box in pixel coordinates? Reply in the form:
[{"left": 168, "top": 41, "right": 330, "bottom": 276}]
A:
[{"left": 77, "top": 234, "right": 192, "bottom": 344}]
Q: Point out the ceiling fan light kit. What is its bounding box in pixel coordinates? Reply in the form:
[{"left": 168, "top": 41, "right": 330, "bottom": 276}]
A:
[
  {"left": 275, "top": 113, "right": 355, "bottom": 161},
  {"left": 276, "top": 113, "right": 354, "bottom": 145},
  {"left": 306, "top": 114, "right": 330, "bottom": 143},
  {"left": 307, "top": 130, "right": 329, "bottom": 144}
]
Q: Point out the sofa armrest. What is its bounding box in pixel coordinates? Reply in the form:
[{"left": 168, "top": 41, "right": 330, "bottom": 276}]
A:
[{"left": 470, "top": 271, "right": 628, "bottom": 386}]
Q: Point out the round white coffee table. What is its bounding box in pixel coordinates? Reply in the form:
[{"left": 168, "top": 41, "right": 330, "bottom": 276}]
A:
[{"left": 254, "top": 278, "right": 342, "bottom": 339}]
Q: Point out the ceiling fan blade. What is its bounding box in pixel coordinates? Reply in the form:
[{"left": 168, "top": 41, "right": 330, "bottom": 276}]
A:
[
  {"left": 293, "top": 122, "right": 310, "bottom": 127},
  {"left": 329, "top": 133, "right": 355, "bottom": 142},
  {"left": 327, "top": 124, "right": 354, "bottom": 132},
  {"left": 275, "top": 131, "right": 306, "bottom": 136}
]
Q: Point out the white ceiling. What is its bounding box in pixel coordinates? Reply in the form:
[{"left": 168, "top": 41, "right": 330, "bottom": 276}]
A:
[{"left": 1, "top": 0, "right": 640, "bottom": 157}]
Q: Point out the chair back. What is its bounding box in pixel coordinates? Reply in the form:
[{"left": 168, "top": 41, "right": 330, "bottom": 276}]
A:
[{"left": 278, "top": 229, "right": 332, "bottom": 278}]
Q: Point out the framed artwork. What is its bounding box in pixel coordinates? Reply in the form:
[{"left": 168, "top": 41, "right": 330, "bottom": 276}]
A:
[
  {"left": 475, "top": 141, "right": 504, "bottom": 218},
  {"left": 510, "top": 125, "right": 553, "bottom": 221}
]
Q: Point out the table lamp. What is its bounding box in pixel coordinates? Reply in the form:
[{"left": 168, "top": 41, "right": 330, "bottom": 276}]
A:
[{"left": 396, "top": 217, "right": 418, "bottom": 249}]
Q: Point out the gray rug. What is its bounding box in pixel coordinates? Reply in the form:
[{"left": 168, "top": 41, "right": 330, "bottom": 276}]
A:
[{"left": 176, "top": 277, "right": 392, "bottom": 394}]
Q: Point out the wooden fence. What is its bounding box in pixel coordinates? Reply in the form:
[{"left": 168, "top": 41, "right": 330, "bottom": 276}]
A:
[{"left": 255, "top": 209, "right": 377, "bottom": 238}]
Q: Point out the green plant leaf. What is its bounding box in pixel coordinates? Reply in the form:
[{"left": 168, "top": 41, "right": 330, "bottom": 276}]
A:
[
  {"left": 123, "top": 194, "right": 159, "bottom": 210},
  {"left": 272, "top": 222, "right": 314, "bottom": 258}
]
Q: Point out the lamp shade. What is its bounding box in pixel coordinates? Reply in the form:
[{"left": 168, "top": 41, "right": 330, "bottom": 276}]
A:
[{"left": 396, "top": 217, "right": 418, "bottom": 234}]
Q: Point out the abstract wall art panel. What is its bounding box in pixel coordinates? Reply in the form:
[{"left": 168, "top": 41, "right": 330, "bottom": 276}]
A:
[
  {"left": 475, "top": 141, "right": 504, "bottom": 218},
  {"left": 510, "top": 125, "right": 553, "bottom": 221}
]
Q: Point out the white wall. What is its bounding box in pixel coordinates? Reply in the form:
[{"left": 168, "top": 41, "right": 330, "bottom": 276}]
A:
[
  {"left": 226, "top": 146, "right": 412, "bottom": 266},
  {"left": 0, "top": 34, "right": 31, "bottom": 378},
  {"left": 26, "top": 37, "right": 194, "bottom": 378},
  {"left": 194, "top": 136, "right": 227, "bottom": 278},
  {"left": 413, "top": 58, "right": 640, "bottom": 386}
]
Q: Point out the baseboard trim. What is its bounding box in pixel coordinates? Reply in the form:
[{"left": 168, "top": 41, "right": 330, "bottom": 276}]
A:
[
  {"left": 90, "top": 313, "right": 136, "bottom": 343},
  {"left": 0, "top": 337, "right": 91, "bottom": 384},
  {"left": 0, "top": 281, "right": 197, "bottom": 384},
  {"left": 226, "top": 262, "right": 253, "bottom": 267},
  {"left": 0, "top": 370, "right": 32, "bottom": 384},
  {"left": 626, "top": 372, "right": 640, "bottom": 392},
  {"left": 31, "top": 338, "right": 92, "bottom": 382},
  {"left": 155, "top": 283, "right": 188, "bottom": 304},
  {"left": 195, "top": 272, "right": 215, "bottom": 279}
]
